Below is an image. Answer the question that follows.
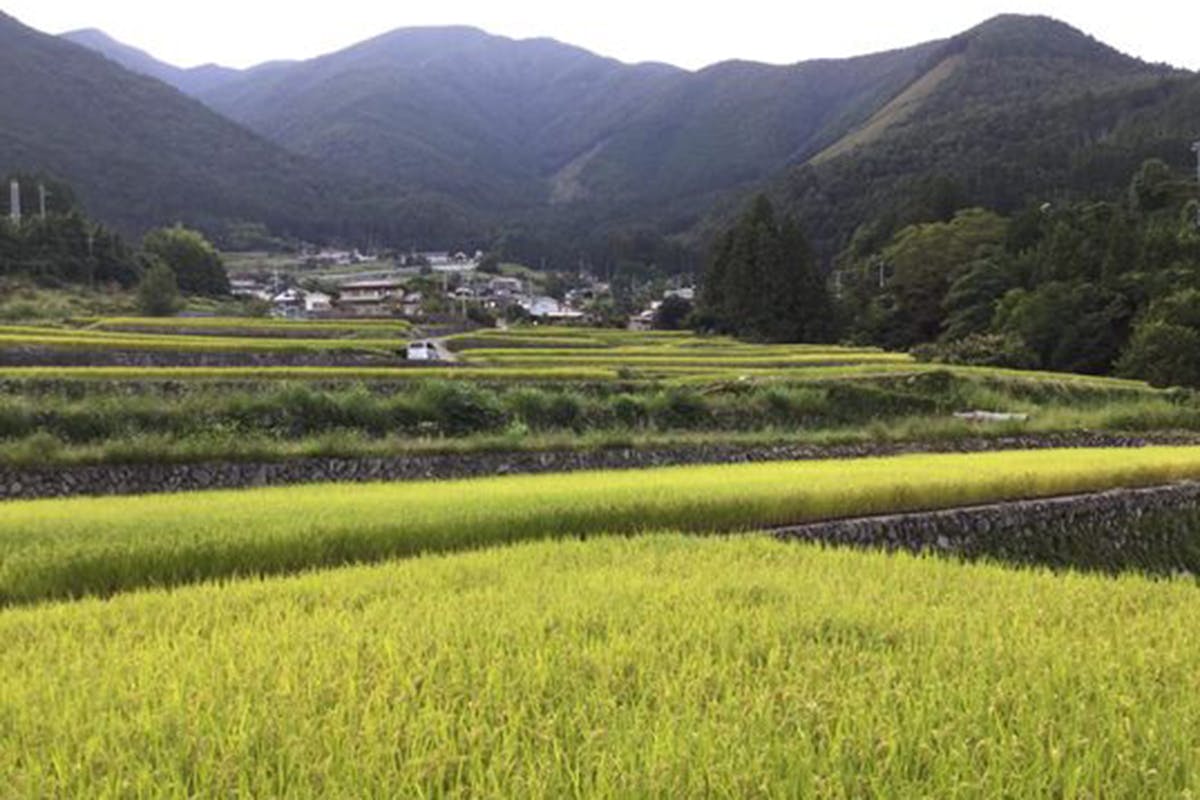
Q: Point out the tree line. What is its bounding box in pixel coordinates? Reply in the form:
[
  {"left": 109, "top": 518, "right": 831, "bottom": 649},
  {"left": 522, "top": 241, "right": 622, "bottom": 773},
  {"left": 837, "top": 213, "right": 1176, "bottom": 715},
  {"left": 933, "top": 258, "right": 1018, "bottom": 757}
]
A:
[
  {"left": 2, "top": 176, "right": 230, "bottom": 314},
  {"left": 697, "top": 158, "right": 1200, "bottom": 387}
]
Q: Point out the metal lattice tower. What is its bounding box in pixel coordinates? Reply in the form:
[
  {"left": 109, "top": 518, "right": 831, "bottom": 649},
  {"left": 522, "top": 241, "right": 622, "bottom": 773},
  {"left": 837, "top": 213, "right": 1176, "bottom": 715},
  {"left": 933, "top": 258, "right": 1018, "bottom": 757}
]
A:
[{"left": 8, "top": 180, "right": 19, "bottom": 224}]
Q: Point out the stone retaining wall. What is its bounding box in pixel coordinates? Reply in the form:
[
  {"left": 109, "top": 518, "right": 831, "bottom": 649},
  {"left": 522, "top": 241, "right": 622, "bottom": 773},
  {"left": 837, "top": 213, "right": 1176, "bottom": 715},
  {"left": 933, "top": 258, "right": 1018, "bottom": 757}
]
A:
[
  {"left": 1, "top": 432, "right": 1196, "bottom": 501},
  {"left": 773, "top": 482, "right": 1200, "bottom": 573}
]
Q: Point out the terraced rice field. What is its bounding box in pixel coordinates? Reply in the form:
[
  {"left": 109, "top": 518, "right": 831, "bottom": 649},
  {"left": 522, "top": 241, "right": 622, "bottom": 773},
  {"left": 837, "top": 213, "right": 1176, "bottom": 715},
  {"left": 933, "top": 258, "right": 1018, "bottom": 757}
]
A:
[
  {"left": 4, "top": 446, "right": 1200, "bottom": 604},
  {"left": 0, "top": 327, "right": 408, "bottom": 354},
  {"left": 87, "top": 316, "right": 412, "bottom": 337},
  {"left": 4, "top": 535, "right": 1200, "bottom": 796},
  {"left": 0, "top": 321, "right": 1156, "bottom": 390},
  {"left": 453, "top": 329, "right": 910, "bottom": 370},
  {"left": 0, "top": 365, "right": 620, "bottom": 382},
  {"left": 4, "top": 318, "right": 1200, "bottom": 796}
]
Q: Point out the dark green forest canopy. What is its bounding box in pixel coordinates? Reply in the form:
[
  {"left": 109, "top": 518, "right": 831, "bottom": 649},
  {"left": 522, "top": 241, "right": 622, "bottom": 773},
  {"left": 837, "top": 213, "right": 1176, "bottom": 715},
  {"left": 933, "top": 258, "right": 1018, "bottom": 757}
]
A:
[
  {"left": 837, "top": 159, "right": 1200, "bottom": 386},
  {"left": 698, "top": 196, "right": 832, "bottom": 342},
  {"left": 0, "top": 181, "right": 138, "bottom": 287},
  {"left": 770, "top": 18, "right": 1200, "bottom": 264},
  {"left": 0, "top": 183, "right": 230, "bottom": 297}
]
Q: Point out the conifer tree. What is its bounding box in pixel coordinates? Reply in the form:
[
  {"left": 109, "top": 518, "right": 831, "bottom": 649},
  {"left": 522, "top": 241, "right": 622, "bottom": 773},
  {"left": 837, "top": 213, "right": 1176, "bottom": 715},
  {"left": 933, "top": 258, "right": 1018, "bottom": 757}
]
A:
[{"left": 698, "top": 195, "right": 831, "bottom": 342}]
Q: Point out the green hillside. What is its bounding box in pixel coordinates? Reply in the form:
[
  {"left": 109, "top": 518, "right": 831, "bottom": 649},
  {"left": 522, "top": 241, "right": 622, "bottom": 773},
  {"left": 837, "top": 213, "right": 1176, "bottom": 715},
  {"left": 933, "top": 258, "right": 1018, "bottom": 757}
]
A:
[
  {"left": 50, "top": 13, "right": 1200, "bottom": 264},
  {"left": 1, "top": 14, "right": 483, "bottom": 246},
  {"left": 195, "top": 27, "right": 955, "bottom": 233},
  {"left": 773, "top": 15, "right": 1196, "bottom": 258},
  {"left": 199, "top": 27, "right": 685, "bottom": 212}
]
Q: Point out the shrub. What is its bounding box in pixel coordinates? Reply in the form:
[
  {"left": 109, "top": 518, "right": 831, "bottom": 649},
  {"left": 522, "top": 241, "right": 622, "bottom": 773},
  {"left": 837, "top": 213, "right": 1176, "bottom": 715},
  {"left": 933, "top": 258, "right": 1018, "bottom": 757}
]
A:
[
  {"left": 415, "top": 382, "right": 507, "bottom": 436},
  {"left": 0, "top": 400, "right": 35, "bottom": 439},
  {"left": 503, "top": 389, "right": 587, "bottom": 431},
  {"left": 912, "top": 333, "right": 1037, "bottom": 369},
  {"left": 610, "top": 393, "right": 649, "bottom": 429},
  {"left": 135, "top": 258, "right": 180, "bottom": 317},
  {"left": 756, "top": 386, "right": 829, "bottom": 425},
  {"left": 824, "top": 383, "right": 941, "bottom": 423},
  {"left": 1116, "top": 322, "right": 1200, "bottom": 389},
  {"left": 649, "top": 388, "right": 710, "bottom": 429}
]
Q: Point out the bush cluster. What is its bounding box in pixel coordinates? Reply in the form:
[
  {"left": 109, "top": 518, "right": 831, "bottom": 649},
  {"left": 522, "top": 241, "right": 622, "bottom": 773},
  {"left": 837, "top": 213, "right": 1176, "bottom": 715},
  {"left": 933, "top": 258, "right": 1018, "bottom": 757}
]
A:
[{"left": 0, "top": 376, "right": 1019, "bottom": 445}]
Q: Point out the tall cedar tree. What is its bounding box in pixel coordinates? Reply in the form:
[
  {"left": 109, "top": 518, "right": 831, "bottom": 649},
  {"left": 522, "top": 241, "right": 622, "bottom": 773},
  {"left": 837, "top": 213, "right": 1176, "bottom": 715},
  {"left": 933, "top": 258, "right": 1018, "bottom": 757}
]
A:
[{"left": 700, "top": 195, "right": 830, "bottom": 342}]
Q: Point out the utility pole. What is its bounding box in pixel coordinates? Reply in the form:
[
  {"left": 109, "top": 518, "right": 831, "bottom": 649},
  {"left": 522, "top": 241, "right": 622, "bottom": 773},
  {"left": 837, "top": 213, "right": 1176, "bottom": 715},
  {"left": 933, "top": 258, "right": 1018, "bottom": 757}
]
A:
[
  {"left": 8, "top": 180, "right": 19, "bottom": 224},
  {"left": 38, "top": 183, "right": 47, "bottom": 219},
  {"left": 1193, "top": 140, "right": 1200, "bottom": 228},
  {"left": 86, "top": 229, "right": 96, "bottom": 288}
]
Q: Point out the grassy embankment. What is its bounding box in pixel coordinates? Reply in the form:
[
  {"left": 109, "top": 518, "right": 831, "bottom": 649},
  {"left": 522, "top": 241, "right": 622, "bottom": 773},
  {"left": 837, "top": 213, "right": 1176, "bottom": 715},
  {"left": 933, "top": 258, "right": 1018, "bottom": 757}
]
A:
[
  {"left": 0, "top": 369, "right": 1190, "bottom": 466},
  {"left": 4, "top": 534, "right": 1200, "bottom": 796},
  {"left": 4, "top": 446, "right": 1200, "bottom": 604},
  {"left": 0, "top": 280, "right": 258, "bottom": 321}
]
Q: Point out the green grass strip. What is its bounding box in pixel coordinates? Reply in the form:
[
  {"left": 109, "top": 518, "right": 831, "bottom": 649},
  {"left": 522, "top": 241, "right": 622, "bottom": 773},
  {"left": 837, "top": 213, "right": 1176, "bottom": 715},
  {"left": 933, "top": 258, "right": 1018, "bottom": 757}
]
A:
[{"left": 3, "top": 446, "right": 1200, "bottom": 605}]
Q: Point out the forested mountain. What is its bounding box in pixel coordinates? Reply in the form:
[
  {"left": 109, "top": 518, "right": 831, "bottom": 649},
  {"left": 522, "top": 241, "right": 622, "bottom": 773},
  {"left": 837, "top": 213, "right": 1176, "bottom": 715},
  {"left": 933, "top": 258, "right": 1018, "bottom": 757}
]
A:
[
  {"left": 0, "top": 14, "right": 330, "bottom": 236},
  {"left": 192, "top": 27, "right": 955, "bottom": 235},
  {"left": 2, "top": 14, "right": 485, "bottom": 247},
  {"left": 771, "top": 15, "right": 1197, "bottom": 259},
  {"left": 197, "top": 28, "right": 687, "bottom": 212},
  {"left": 61, "top": 28, "right": 241, "bottom": 96},
  {"left": 46, "top": 13, "right": 1200, "bottom": 268}
]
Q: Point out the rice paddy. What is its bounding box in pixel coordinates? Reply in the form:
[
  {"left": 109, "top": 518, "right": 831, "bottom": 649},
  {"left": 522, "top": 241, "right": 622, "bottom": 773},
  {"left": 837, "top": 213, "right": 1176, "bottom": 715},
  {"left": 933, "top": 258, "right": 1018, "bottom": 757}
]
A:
[
  {"left": 3, "top": 534, "right": 1200, "bottom": 797},
  {"left": 0, "top": 329, "right": 408, "bottom": 354},
  {"left": 5, "top": 318, "right": 1200, "bottom": 794},
  {"left": 87, "top": 316, "right": 413, "bottom": 337},
  {"left": 4, "top": 446, "right": 1200, "bottom": 604},
  {"left": 0, "top": 321, "right": 1160, "bottom": 391}
]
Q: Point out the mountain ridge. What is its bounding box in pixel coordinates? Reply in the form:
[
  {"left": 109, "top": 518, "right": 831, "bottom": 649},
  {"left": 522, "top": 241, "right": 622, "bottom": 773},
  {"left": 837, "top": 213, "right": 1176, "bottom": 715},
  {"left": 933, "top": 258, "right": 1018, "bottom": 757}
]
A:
[
  {"left": 37, "top": 13, "right": 1200, "bottom": 266},
  {"left": 2, "top": 13, "right": 485, "bottom": 246},
  {"left": 61, "top": 27, "right": 241, "bottom": 96}
]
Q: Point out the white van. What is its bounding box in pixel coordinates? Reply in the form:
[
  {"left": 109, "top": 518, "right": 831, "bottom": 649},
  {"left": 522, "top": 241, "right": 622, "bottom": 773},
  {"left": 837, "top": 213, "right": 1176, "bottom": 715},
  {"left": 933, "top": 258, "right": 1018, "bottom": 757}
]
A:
[{"left": 406, "top": 341, "right": 438, "bottom": 361}]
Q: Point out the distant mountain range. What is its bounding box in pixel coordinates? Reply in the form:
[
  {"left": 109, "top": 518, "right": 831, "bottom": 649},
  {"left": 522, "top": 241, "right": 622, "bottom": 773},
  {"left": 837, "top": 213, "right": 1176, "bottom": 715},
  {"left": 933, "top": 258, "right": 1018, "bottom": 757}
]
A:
[
  {"left": 62, "top": 28, "right": 242, "bottom": 96},
  {"left": 0, "top": 14, "right": 335, "bottom": 238},
  {"left": 5, "top": 13, "right": 1198, "bottom": 263}
]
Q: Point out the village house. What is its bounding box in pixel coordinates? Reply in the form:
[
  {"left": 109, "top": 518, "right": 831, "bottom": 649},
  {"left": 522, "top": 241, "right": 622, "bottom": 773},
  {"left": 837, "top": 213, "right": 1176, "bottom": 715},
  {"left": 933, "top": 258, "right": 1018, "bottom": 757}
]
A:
[
  {"left": 304, "top": 291, "right": 333, "bottom": 315},
  {"left": 336, "top": 278, "right": 405, "bottom": 316},
  {"left": 270, "top": 288, "right": 306, "bottom": 318},
  {"left": 230, "top": 278, "right": 273, "bottom": 302},
  {"left": 521, "top": 295, "right": 585, "bottom": 321},
  {"left": 629, "top": 302, "right": 660, "bottom": 331},
  {"left": 311, "top": 248, "right": 378, "bottom": 267},
  {"left": 401, "top": 292, "right": 423, "bottom": 317},
  {"left": 487, "top": 276, "right": 523, "bottom": 296},
  {"left": 629, "top": 287, "right": 694, "bottom": 330}
]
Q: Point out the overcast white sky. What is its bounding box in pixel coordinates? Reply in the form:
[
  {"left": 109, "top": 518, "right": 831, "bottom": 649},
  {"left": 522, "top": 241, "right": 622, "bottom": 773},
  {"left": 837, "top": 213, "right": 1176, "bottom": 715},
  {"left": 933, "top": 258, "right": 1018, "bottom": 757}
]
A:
[{"left": 6, "top": 1, "right": 1196, "bottom": 71}]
